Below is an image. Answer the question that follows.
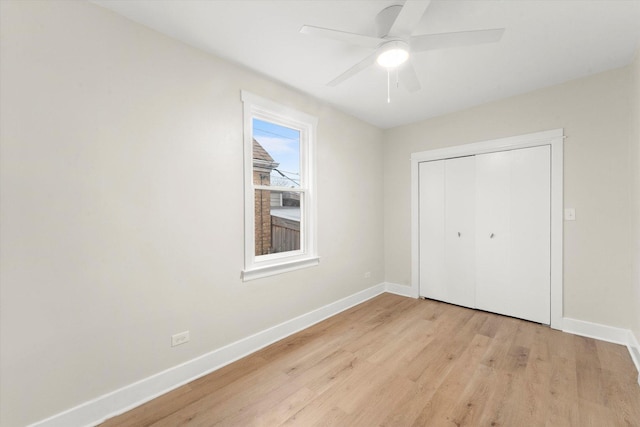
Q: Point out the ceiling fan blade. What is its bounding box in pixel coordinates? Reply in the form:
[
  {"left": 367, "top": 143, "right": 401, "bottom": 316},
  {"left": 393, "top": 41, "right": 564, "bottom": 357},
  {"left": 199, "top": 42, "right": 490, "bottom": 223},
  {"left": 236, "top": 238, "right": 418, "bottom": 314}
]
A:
[
  {"left": 327, "top": 52, "right": 378, "bottom": 87},
  {"left": 410, "top": 28, "right": 505, "bottom": 52},
  {"left": 300, "top": 25, "right": 384, "bottom": 49},
  {"left": 388, "top": 0, "right": 432, "bottom": 38},
  {"left": 400, "top": 62, "right": 421, "bottom": 93}
]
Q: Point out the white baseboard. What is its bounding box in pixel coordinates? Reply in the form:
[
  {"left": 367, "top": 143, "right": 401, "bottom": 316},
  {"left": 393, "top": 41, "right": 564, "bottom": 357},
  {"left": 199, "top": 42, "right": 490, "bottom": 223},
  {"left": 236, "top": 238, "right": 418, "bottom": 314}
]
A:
[
  {"left": 562, "top": 317, "right": 630, "bottom": 345},
  {"left": 29, "top": 283, "right": 387, "bottom": 427},
  {"left": 563, "top": 317, "right": 640, "bottom": 385},
  {"left": 627, "top": 330, "right": 640, "bottom": 386},
  {"left": 384, "top": 282, "right": 419, "bottom": 298}
]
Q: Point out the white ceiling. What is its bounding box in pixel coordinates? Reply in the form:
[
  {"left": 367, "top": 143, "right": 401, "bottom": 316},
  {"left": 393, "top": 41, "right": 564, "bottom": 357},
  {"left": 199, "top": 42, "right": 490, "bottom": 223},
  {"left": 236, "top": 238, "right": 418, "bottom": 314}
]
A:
[{"left": 92, "top": 0, "right": 640, "bottom": 129}]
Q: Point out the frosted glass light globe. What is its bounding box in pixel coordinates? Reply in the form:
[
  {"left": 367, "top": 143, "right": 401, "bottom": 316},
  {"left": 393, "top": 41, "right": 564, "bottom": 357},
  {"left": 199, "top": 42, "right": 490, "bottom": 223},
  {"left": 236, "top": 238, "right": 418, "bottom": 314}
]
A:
[{"left": 376, "top": 47, "right": 409, "bottom": 68}]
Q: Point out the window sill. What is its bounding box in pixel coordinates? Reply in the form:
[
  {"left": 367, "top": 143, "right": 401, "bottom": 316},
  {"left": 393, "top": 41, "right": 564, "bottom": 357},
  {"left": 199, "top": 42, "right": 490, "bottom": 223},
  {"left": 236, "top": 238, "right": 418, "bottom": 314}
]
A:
[{"left": 242, "top": 256, "right": 320, "bottom": 281}]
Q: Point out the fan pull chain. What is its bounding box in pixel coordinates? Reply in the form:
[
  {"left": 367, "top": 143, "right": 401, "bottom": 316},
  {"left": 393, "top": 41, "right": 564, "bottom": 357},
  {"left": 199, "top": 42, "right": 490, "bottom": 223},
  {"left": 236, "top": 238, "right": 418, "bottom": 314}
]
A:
[{"left": 387, "top": 68, "right": 391, "bottom": 103}]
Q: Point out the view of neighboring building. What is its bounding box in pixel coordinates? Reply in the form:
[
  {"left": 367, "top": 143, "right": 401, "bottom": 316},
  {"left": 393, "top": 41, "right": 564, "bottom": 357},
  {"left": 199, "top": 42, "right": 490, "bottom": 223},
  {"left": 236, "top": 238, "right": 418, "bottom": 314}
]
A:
[{"left": 252, "top": 139, "right": 300, "bottom": 255}]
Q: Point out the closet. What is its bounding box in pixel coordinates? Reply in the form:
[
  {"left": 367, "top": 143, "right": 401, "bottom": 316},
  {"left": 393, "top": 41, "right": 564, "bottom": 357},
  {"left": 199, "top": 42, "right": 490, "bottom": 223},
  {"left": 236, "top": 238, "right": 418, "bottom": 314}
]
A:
[{"left": 418, "top": 145, "right": 551, "bottom": 324}]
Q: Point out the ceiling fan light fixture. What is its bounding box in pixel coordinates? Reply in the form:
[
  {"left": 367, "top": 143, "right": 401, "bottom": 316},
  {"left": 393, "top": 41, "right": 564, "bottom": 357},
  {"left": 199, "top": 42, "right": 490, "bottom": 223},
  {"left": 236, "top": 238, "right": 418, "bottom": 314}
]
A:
[{"left": 376, "top": 41, "right": 410, "bottom": 68}]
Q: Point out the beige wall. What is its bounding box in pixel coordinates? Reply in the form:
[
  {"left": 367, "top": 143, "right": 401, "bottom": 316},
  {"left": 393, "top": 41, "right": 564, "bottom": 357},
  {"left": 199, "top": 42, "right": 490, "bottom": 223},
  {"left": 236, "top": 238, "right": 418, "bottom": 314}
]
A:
[
  {"left": 383, "top": 66, "right": 636, "bottom": 330},
  {"left": 631, "top": 49, "right": 640, "bottom": 343},
  {"left": 0, "top": 1, "right": 384, "bottom": 425}
]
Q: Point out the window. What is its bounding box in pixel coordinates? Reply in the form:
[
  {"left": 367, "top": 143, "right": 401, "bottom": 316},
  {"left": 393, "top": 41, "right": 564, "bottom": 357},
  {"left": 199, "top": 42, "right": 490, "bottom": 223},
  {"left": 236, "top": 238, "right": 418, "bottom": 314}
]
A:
[{"left": 241, "top": 91, "right": 318, "bottom": 281}]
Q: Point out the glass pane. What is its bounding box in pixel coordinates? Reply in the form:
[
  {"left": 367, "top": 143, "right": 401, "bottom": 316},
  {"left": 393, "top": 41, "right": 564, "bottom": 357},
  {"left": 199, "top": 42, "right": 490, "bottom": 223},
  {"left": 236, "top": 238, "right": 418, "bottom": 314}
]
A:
[
  {"left": 254, "top": 189, "right": 302, "bottom": 256},
  {"left": 252, "top": 118, "right": 300, "bottom": 188}
]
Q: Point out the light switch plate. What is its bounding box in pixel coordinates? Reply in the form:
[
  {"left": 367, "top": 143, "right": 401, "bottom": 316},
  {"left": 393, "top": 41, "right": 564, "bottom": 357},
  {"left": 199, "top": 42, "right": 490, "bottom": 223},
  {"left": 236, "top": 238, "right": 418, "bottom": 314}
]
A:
[{"left": 564, "top": 208, "right": 576, "bottom": 221}]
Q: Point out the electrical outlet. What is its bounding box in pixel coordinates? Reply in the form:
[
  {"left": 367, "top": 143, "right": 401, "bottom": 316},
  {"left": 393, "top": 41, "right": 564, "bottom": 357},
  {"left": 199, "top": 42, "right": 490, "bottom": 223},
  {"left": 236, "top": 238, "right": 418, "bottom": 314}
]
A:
[
  {"left": 364, "top": 271, "right": 371, "bottom": 279},
  {"left": 171, "top": 331, "right": 189, "bottom": 347}
]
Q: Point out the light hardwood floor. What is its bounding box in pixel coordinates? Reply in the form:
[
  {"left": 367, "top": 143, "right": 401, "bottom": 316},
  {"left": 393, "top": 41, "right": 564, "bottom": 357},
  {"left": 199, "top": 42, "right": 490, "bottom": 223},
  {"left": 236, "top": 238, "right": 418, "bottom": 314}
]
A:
[{"left": 102, "top": 293, "right": 640, "bottom": 426}]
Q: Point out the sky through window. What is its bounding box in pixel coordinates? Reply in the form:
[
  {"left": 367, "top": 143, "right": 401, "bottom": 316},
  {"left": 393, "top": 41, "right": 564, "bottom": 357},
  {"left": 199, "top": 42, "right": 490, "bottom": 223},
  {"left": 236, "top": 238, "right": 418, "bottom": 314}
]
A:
[{"left": 253, "top": 118, "right": 300, "bottom": 187}]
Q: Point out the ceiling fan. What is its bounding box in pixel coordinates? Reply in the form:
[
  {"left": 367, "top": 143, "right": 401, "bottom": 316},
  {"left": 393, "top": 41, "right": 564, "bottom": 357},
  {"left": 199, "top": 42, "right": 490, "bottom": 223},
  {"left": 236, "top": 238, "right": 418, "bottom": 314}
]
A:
[{"left": 299, "top": 0, "right": 505, "bottom": 93}]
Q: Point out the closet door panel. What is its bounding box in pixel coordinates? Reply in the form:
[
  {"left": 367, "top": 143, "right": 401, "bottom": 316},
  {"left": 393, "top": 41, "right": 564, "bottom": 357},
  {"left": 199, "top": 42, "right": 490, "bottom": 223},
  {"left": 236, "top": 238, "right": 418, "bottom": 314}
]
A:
[
  {"left": 418, "top": 161, "right": 446, "bottom": 299},
  {"left": 475, "top": 151, "right": 511, "bottom": 314},
  {"left": 443, "top": 156, "right": 475, "bottom": 308},
  {"left": 476, "top": 146, "right": 551, "bottom": 324},
  {"left": 509, "top": 146, "right": 551, "bottom": 323}
]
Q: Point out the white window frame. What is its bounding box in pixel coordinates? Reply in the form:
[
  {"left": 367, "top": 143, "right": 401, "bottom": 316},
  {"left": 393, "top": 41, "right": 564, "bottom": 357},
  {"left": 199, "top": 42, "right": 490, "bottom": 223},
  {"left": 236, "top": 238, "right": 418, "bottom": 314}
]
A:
[{"left": 241, "top": 91, "right": 319, "bottom": 281}]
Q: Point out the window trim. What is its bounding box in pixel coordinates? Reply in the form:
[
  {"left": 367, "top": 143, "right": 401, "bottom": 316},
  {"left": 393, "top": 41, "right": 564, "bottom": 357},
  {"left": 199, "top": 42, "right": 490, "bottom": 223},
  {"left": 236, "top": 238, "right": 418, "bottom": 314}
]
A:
[{"left": 241, "top": 91, "right": 319, "bottom": 281}]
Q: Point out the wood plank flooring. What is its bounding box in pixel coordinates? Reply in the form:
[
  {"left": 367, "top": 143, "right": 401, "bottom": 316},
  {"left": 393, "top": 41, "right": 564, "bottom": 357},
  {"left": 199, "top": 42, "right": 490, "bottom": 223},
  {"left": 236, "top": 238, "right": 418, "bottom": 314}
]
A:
[{"left": 101, "top": 294, "right": 640, "bottom": 426}]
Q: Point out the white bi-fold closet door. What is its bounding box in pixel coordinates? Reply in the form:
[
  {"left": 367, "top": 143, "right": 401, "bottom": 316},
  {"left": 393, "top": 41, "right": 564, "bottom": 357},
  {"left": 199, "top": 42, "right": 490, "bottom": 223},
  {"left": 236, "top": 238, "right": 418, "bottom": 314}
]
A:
[{"left": 419, "top": 145, "right": 551, "bottom": 324}]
